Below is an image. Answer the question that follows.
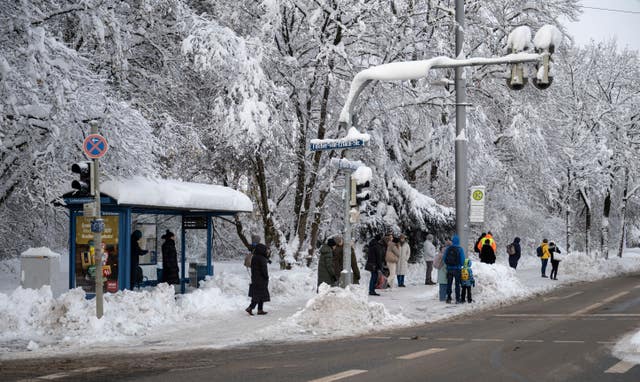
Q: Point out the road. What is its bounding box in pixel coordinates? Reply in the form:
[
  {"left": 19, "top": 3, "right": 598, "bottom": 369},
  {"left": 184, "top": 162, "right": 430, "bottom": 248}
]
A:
[{"left": 3, "top": 273, "right": 640, "bottom": 382}]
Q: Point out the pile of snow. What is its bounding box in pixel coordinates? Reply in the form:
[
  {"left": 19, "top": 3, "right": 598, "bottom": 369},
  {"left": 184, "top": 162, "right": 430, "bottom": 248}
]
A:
[
  {"left": 277, "top": 283, "right": 410, "bottom": 337},
  {"left": 614, "top": 332, "right": 640, "bottom": 364}
]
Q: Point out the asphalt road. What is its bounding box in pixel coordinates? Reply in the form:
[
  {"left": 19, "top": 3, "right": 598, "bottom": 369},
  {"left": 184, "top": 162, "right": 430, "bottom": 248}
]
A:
[{"left": 3, "top": 273, "right": 640, "bottom": 382}]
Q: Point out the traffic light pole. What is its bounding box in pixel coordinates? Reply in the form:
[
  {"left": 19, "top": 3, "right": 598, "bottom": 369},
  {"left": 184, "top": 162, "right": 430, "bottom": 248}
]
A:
[
  {"left": 339, "top": 170, "right": 353, "bottom": 288},
  {"left": 90, "top": 121, "right": 104, "bottom": 319}
]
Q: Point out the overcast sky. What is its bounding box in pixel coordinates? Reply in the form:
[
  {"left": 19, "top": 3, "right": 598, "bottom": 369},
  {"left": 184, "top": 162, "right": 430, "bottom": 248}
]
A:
[{"left": 564, "top": 0, "right": 640, "bottom": 51}]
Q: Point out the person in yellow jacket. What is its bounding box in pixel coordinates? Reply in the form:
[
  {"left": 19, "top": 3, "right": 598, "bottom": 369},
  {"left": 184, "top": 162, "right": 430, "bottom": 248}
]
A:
[
  {"left": 476, "top": 231, "right": 497, "bottom": 252},
  {"left": 538, "top": 239, "right": 551, "bottom": 278}
]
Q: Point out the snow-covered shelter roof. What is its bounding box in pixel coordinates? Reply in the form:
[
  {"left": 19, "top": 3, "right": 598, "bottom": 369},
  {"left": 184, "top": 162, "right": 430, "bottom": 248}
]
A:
[{"left": 99, "top": 177, "right": 253, "bottom": 213}]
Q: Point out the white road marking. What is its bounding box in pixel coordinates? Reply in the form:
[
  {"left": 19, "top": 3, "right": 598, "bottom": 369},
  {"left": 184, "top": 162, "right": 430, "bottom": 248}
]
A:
[
  {"left": 471, "top": 338, "right": 504, "bottom": 342},
  {"left": 33, "top": 367, "right": 107, "bottom": 380},
  {"left": 543, "top": 291, "right": 584, "bottom": 301},
  {"left": 397, "top": 348, "right": 446, "bottom": 360},
  {"left": 553, "top": 340, "right": 585, "bottom": 344},
  {"left": 308, "top": 369, "right": 368, "bottom": 382},
  {"left": 571, "top": 291, "right": 629, "bottom": 316},
  {"left": 515, "top": 340, "right": 544, "bottom": 343},
  {"left": 597, "top": 341, "right": 616, "bottom": 345},
  {"left": 605, "top": 360, "right": 636, "bottom": 374},
  {"left": 435, "top": 337, "right": 465, "bottom": 341},
  {"left": 495, "top": 314, "right": 567, "bottom": 317},
  {"left": 367, "top": 336, "right": 391, "bottom": 339},
  {"left": 399, "top": 337, "right": 412, "bottom": 340}
]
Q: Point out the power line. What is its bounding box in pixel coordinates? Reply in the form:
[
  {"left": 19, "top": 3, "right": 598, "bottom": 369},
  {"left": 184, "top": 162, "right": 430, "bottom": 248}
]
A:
[{"left": 580, "top": 5, "right": 640, "bottom": 15}]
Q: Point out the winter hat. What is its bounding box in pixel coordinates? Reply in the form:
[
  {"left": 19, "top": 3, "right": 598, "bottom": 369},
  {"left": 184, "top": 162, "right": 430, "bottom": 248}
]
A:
[
  {"left": 132, "top": 230, "right": 142, "bottom": 240},
  {"left": 327, "top": 238, "right": 337, "bottom": 247},
  {"left": 161, "top": 230, "right": 175, "bottom": 240},
  {"left": 251, "top": 234, "right": 261, "bottom": 244}
]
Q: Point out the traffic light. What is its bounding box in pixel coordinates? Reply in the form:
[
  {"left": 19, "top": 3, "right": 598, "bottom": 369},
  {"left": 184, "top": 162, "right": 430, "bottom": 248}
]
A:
[
  {"left": 350, "top": 176, "right": 370, "bottom": 207},
  {"left": 532, "top": 50, "right": 553, "bottom": 90},
  {"left": 71, "top": 161, "right": 95, "bottom": 196},
  {"left": 506, "top": 62, "right": 527, "bottom": 91}
]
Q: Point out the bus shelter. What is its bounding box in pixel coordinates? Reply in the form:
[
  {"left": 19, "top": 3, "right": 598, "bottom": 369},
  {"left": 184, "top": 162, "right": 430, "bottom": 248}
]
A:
[{"left": 63, "top": 177, "right": 253, "bottom": 295}]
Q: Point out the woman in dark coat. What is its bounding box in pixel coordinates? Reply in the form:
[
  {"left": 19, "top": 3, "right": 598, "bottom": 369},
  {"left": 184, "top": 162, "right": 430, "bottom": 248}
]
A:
[
  {"left": 130, "top": 230, "right": 148, "bottom": 288},
  {"left": 480, "top": 238, "right": 496, "bottom": 264},
  {"left": 161, "top": 230, "right": 179, "bottom": 285},
  {"left": 246, "top": 243, "right": 270, "bottom": 315}
]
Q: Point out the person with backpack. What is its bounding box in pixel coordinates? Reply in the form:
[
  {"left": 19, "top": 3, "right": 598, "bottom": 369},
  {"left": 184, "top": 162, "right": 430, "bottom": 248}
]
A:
[
  {"left": 443, "top": 235, "right": 466, "bottom": 304},
  {"left": 423, "top": 233, "right": 437, "bottom": 285},
  {"left": 537, "top": 239, "right": 551, "bottom": 277},
  {"left": 434, "top": 240, "right": 452, "bottom": 301},
  {"left": 365, "top": 234, "right": 385, "bottom": 296},
  {"left": 317, "top": 238, "right": 338, "bottom": 290},
  {"left": 549, "top": 242, "right": 562, "bottom": 280},
  {"left": 507, "top": 237, "right": 522, "bottom": 269},
  {"left": 479, "top": 238, "right": 496, "bottom": 264},
  {"left": 473, "top": 233, "right": 486, "bottom": 255},
  {"left": 460, "top": 258, "right": 475, "bottom": 303},
  {"left": 476, "top": 231, "right": 496, "bottom": 253}
]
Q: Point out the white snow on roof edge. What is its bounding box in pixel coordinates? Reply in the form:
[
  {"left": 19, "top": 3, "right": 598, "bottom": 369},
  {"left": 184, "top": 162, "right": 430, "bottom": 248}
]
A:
[{"left": 100, "top": 177, "right": 253, "bottom": 213}]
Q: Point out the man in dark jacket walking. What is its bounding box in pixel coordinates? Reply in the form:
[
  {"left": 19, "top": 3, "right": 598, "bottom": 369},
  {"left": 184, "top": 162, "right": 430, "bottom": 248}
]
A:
[
  {"left": 246, "top": 242, "right": 270, "bottom": 315},
  {"left": 366, "top": 234, "right": 385, "bottom": 296}
]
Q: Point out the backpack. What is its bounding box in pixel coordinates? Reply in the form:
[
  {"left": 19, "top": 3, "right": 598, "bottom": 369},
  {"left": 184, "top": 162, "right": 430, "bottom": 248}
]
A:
[
  {"left": 507, "top": 243, "right": 516, "bottom": 256},
  {"left": 536, "top": 246, "right": 543, "bottom": 257},
  {"left": 444, "top": 246, "right": 460, "bottom": 267},
  {"left": 460, "top": 266, "right": 469, "bottom": 281}
]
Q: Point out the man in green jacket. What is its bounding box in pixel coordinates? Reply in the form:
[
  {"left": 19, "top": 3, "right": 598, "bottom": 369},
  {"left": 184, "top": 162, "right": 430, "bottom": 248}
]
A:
[{"left": 317, "top": 238, "right": 338, "bottom": 291}]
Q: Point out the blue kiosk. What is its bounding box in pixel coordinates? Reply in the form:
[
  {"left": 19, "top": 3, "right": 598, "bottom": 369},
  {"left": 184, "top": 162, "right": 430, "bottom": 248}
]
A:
[{"left": 63, "top": 177, "right": 253, "bottom": 295}]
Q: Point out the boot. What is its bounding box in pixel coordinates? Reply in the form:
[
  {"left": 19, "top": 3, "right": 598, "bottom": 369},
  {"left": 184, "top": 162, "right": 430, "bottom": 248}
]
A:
[
  {"left": 257, "top": 310, "right": 268, "bottom": 315},
  {"left": 245, "top": 307, "right": 253, "bottom": 316}
]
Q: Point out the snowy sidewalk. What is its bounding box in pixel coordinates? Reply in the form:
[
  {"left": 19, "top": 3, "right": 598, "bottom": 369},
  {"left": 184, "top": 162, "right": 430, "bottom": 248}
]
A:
[{"left": 1, "top": 249, "right": 640, "bottom": 360}]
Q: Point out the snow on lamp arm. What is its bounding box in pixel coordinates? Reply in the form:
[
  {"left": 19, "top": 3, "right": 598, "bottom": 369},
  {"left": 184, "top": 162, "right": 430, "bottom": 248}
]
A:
[{"left": 338, "top": 25, "right": 562, "bottom": 125}]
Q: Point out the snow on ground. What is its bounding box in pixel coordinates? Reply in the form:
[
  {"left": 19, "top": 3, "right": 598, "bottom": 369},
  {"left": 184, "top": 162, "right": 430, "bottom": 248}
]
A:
[
  {"left": 1, "top": 249, "right": 640, "bottom": 360},
  {"left": 611, "top": 248, "right": 640, "bottom": 363}
]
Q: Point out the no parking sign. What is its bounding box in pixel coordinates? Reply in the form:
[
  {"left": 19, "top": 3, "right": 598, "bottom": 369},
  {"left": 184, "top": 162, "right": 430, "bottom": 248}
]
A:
[{"left": 83, "top": 134, "right": 109, "bottom": 159}]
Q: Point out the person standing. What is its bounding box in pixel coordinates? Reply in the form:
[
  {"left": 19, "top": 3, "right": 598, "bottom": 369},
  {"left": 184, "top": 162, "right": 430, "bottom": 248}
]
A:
[
  {"left": 317, "top": 238, "right": 338, "bottom": 289},
  {"left": 365, "top": 234, "right": 385, "bottom": 296},
  {"left": 423, "top": 233, "right": 436, "bottom": 285},
  {"left": 476, "top": 231, "right": 496, "bottom": 253},
  {"left": 444, "top": 235, "right": 466, "bottom": 304},
  {"left": 333, "top": 236, "right": 361, "bottom": 285},
  {"left": 160, "top": 230, "right": 179, "bottom": 285},
  {"left": 479, "top": 238, "right": 496, "bottom": 264},
  {"left": 537, "top": 239, "right": 551, "bottom": 277},
  {"left": 434, "top": 239, "right": 451, "bottom": 302},
  {"left": 130, "top": 230, "right": 148, "bottom": 288},
  {"left": 397, "top": 234, "right": 410, "bottom": 287},
  {"left": 246, "top": 242, "right": 270, "bottom": 315},
  {"left": 474, "top": 232, "right": 486, "bottom": 255},
  {"left": 507, "top": 237, "right": 522, "bottom": 269},
  {"left": 460, "top": 258, "right": 475, "bottom": 303},
  {"left": 385, "top": 236, "right": 401, "bottom": 288},
  {"left": 549, "top": 242, "right": 562, "bottom": 280}
]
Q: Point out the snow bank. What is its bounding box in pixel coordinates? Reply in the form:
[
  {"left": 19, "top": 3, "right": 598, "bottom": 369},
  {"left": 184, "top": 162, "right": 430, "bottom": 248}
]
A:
[
  {"left": 614, "top": 332, "right": 640, "bottom": 364},
  {"left": 277, "top": 284, "right": 410, "bottom": 337}
]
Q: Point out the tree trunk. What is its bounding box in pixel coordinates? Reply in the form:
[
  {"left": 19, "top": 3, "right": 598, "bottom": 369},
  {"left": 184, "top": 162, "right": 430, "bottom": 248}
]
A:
[
  {"left": 601, "top": 190, "right": 611, "bottom": 259},
  {"left": 579, "top": 187, "right": 591, "bottom": 258},
  {"left": 254, "top": 154, "right": 284, "bottom": 266},
  {"left": 617, "top": 167, "right": 630, "bottom": 258}
]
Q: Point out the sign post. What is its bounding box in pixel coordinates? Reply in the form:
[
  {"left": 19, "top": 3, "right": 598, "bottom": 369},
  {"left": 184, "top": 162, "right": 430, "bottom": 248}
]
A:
[
  {"left": 469, "top": 186, "right": 486, "bottom": 224},
  {"left": 83, "top": 122, "right": 108, "bottom": 318}
]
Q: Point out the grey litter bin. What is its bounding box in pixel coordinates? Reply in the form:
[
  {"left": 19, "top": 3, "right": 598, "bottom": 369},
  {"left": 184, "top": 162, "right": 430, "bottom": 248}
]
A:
[{"left": 20, "top": 248, "right": 66, "bottom": 296}]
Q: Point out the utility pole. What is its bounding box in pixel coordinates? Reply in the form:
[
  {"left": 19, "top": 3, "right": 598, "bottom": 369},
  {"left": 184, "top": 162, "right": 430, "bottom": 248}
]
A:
[
  {"left": 454, "top": 0, "right": 469, "bottom": 249},
  {"left": 340, "top": 168, "right": 353, "bottom": 287}
]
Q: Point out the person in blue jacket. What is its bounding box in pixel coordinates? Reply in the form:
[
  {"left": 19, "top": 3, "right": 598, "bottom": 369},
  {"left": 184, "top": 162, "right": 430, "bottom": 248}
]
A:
[{"left": 443, "top": 235, "right": 466, "bottom": 304}]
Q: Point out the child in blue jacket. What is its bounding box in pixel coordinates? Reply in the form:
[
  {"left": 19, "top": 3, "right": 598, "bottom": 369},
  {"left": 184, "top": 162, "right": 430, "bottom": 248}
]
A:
[{"left": 460, "top": 258, "right": 475, "bottom": 303}]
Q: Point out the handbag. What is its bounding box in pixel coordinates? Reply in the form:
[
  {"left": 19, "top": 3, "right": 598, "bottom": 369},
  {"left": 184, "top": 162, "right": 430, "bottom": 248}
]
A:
[{"left": 376, "top": 272, "right": 388, "bottom": 289}]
